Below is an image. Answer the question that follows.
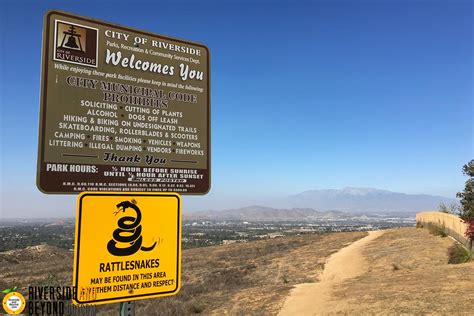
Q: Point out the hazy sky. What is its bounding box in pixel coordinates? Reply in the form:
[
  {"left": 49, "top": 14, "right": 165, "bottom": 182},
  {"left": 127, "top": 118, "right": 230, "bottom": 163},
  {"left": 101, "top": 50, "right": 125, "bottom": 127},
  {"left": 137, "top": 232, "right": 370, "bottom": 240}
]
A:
[{"left": 0, "top": 0, "right": 472, "bottom": 218}]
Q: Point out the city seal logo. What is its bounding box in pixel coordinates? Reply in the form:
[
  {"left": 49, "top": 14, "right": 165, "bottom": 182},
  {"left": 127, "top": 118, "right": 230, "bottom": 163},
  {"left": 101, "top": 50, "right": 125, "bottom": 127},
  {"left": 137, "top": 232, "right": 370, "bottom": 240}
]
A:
[
  {"left": 107, "top": 200, "right": 157, "bottom": 256},
  {"left": 53, "top": 20, "right": 98, "bottom": 67},
  {"left": 2, "top": 288, "right": 25, "bottom": 315}
]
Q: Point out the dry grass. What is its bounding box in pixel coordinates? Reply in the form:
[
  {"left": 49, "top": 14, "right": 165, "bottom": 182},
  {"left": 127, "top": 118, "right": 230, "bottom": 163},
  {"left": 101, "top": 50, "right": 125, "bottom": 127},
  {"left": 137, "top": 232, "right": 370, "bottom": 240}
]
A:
[
  {"left": 0, "top": 232, "right": 367, "bottom": 315},
  {"left": 326, "top": 227, "right": 474, "bottom": 315},
  {"left": 0, "top": 245, "right": 73, "bottom": 292},
  {"left": 137, "top": 232, "right": 366, "bottom": 316},
  {"left": 5, "top": 228, "right": 472, "bottom": 315}
]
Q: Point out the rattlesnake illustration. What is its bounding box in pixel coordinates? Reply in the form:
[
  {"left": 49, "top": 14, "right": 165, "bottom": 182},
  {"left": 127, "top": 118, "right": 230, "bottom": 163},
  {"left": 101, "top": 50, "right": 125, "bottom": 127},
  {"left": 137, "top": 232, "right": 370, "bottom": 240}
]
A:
[{"left": 107, "top": 200, "right": 157, "bottom": 256}]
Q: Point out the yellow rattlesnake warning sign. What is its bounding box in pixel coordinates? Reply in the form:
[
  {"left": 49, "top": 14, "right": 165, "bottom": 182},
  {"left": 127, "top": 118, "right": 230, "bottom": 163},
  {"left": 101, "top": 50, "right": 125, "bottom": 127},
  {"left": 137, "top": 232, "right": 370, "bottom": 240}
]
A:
[{"left": 72, "top": 192, "right": 181, "bottom": 305}]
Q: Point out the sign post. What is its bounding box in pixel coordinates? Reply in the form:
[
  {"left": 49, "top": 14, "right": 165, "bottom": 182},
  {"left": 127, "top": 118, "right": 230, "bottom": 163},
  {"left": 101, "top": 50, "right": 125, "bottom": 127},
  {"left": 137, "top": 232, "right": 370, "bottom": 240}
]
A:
[
  {"left": 38, "top": 10, "right": 209, "bottom": 311},
  {"left": 119, "top": 301, "right": 135, "bottom": 316},
  {"left": 38, "top": 11, "right": 210, "bottom": 195},
  {"left": 72, "top": 192, "right": 181, "bottom": 305}
]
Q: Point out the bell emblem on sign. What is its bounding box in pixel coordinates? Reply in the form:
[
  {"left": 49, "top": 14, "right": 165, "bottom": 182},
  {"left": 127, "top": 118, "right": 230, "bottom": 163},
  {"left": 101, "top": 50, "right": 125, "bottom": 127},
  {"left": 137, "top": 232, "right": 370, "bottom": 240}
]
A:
[{"left": 60, "top": 25, "right": 84, "bottom": 52}]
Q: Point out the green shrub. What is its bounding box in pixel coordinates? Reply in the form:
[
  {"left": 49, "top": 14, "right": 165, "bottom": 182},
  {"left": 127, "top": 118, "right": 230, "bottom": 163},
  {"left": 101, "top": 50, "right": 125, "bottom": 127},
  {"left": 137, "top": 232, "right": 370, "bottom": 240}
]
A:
[
  {"left": 425, "top": 222, "right": 447, "bottom": 237},
  {"left": 447, "top": 244, "right": 472, "bottom": 264},
  {"left": 439, "top": 203, "right": 449, "bottom": 213}
]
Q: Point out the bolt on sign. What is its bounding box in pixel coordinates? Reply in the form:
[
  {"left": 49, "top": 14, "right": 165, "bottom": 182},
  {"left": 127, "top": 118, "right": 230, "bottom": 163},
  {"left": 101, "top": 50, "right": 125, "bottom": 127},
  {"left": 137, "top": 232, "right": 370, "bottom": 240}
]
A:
[
  {"left": 72, "top": 192, "right": 181, "bottom": 305},
  {"left": 37, "top": 11, "right": 210, "bottom": 194}
]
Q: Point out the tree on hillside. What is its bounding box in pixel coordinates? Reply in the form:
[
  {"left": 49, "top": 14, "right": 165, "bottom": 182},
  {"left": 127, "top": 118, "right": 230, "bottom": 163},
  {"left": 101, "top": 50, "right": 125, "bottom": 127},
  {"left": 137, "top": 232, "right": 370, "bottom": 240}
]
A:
[
  {"left": 438, "top": 202, "right": 460, "bottom": 214},
  {"left": 456, "top": 159, "right": 474, "bottom": 248}
]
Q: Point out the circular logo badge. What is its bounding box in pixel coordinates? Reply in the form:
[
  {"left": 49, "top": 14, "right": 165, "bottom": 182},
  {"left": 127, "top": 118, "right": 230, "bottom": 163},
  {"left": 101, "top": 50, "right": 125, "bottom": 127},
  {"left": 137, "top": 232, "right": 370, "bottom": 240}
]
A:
[{"left": 2, "top": 292, "right": 26, "bottom": 315}]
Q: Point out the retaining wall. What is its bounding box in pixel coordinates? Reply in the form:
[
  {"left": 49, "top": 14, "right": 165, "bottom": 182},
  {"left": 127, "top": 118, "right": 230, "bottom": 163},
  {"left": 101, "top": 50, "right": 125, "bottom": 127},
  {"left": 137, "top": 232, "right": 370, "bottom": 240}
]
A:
[{"left": 416, "top": 211, "right": 472, "bottom": 250}]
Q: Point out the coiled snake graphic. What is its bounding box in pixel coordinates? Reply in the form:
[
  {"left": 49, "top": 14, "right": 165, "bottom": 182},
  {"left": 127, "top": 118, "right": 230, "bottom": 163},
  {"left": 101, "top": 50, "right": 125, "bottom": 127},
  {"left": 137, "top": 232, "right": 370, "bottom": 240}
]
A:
[{"left": 107, "top": 200, "right": 157, "bottom": 256}]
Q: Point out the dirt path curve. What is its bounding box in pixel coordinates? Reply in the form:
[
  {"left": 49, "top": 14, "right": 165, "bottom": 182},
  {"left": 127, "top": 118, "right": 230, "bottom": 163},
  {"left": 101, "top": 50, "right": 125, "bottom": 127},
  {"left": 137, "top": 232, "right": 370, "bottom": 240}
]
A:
[{"left": 278, "top": 230, "right": 384, "bottom": 316}]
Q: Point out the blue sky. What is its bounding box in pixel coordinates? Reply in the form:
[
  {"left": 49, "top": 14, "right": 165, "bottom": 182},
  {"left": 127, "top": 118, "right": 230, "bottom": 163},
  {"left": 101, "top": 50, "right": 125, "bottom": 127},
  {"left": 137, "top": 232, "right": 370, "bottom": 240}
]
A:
[{"left": 1, "top": 0, "right": 472, "bottom": 217}]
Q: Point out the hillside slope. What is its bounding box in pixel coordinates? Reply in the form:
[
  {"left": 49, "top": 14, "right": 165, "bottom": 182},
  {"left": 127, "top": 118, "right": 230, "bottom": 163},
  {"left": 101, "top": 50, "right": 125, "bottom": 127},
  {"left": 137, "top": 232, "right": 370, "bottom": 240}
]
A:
[
  {"left": 281, "top": 227, "right": 474, "bottom": 315},
  {"left": 0, "top": 232, "right": 366, "bottom": 315},
  {"left": 1, "top": 228, "right": 471, "bottom": 315}
]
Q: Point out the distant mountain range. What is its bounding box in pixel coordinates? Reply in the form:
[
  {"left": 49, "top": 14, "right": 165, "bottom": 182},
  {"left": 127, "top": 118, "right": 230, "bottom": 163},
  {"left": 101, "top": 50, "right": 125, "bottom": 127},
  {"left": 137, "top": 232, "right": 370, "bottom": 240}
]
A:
[
  {"left": 185, "top": 187, "right": 457, "bottom": 221},
  {"left": 265, "top": 187, "right": 456, "bottom": 213},
  {"left": 184, "top": 206, "right": 348, "bottom": 222},
  {"left": 284, "top": 187, "right": 456, "bottom": 212}
]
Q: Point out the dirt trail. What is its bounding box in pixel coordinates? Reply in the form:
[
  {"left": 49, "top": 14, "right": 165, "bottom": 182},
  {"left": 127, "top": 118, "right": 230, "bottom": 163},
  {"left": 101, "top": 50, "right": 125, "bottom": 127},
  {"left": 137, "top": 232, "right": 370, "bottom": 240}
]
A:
[{"left": 278, "top": 230, "right": 384, "bottom": 316}]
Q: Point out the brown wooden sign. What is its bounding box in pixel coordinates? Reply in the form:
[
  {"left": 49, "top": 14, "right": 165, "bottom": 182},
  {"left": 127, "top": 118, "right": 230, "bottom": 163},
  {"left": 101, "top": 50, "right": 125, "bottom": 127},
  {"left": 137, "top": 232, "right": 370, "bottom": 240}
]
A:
[{"left": 37, "top": 11, "right": 210, "bottom": 194}]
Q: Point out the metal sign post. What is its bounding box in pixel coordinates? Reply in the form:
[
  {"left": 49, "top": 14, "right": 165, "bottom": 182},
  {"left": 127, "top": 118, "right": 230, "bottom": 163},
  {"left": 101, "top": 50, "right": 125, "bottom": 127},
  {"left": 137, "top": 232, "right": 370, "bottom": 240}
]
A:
[{"left": 120, "top": 301, "right": 135, "bottom": 316}]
